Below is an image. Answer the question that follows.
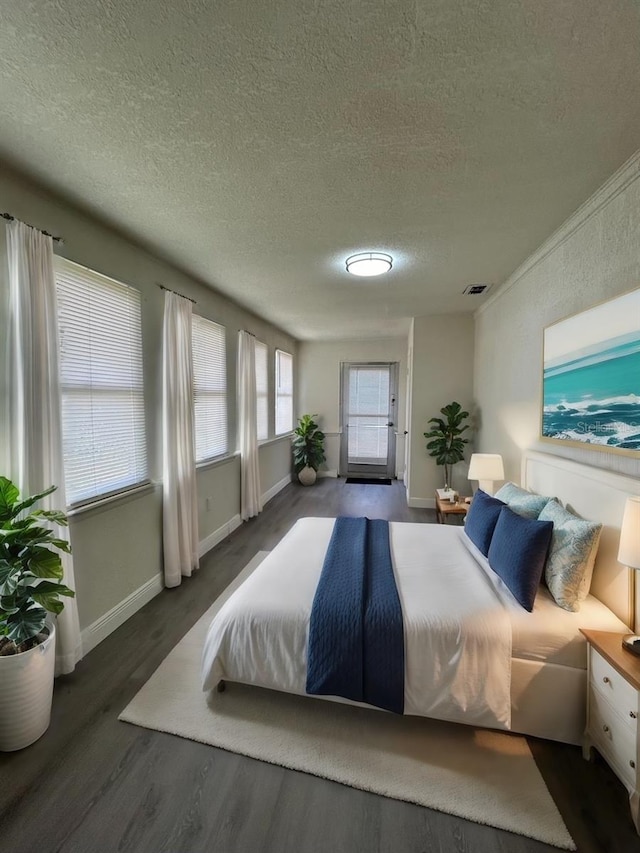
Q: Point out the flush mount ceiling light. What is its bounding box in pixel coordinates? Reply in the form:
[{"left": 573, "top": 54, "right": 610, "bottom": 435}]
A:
[{"left": 345, "top": 252, "right": 393, "bottom": 277}]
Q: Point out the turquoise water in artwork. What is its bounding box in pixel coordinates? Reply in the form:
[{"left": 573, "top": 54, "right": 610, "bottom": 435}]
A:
[{"left": 543, "top": 336, "right": 640, "bottom": 449}]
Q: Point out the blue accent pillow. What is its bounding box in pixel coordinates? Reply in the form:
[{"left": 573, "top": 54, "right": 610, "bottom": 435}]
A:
[
  {"left": 487, "top": 506, "right": 554, "bottom": 612},
  {"left": 494, "top": 482, "right": 553, "bottom": 519},
  {"left": 464, "top": 490, "right": 506, "bottom": 556}
]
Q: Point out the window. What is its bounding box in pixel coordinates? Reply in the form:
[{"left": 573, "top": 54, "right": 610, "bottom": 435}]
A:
[
  {"left": 347, "top": 365, "right": 390, "bottom": 463},
  {"left": 275, "top": 349, "right": 293, "bottom": 434},
  {"left": 255, "top": 340, "right": 268, "bottom": 440},
  {"left": 56, "top": 259, "right": 148, "bottom": 506},
  {"left": 192, "top": 315, "right": 227, "bottom": 461}
]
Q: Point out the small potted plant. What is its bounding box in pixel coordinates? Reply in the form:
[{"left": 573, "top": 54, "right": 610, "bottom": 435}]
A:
[
  {"left": 293, "top": 414, "right": 326, "bottom": 486},
  {"left": 423, "top": 401, "right": 470, "bottom": 492},
  {"left": 0, "top": 477, "right": 75, "bottom": 751}
]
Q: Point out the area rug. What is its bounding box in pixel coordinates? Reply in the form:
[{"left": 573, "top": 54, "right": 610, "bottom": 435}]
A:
[{"left": 119, "top": 552, "right": 575, "bottom": 850}]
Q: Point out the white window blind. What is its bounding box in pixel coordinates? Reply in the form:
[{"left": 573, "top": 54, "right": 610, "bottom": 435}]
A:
[
  {"left": 192, "top": 315, "right": 227, "bottom": 461},
  {"left": 255, "top": 340, "right": 268, "bottom": 440},
  {"left": 275, "top": 349, "right": 293, "bottom": 435},
  {"left": 55, "top": 259, "right": 148, "bottom": 506},
  {"left": 347, "top": 366, "right": 390, "bottom": 463}
]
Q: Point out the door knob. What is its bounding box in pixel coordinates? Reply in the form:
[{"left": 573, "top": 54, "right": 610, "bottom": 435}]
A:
[{"left": 387, "top": 422, "right": 394, "bottom": 427}]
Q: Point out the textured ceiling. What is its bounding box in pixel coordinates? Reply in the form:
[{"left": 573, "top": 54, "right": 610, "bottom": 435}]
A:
[{"left": 1, "top": 1, "right": 640, "bottom": 340}]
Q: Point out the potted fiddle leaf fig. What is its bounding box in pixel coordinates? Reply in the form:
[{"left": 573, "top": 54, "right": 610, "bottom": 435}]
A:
[
  {"left": 423, "top": 401, "right": 470, "bottom": 491},
  {"left": 0, "top": 476, "right": 75, "bottom": 751},
  {"left": 293, "top": 414, "right": 326, "bottom": 486}
]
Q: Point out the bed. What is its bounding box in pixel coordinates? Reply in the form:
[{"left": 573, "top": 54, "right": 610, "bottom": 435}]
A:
[{"left": 201, "top": 451, "right": 638, "bottom": 745}]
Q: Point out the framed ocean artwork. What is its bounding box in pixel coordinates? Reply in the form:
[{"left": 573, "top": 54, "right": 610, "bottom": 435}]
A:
[{"left": 541, "top": 287, "right": 640, "bottom": 456}]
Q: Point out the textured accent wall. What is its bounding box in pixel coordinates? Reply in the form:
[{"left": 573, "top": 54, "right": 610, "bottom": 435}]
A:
[{"left": 474, "top": 152, "right": 640, "bottom": 484}]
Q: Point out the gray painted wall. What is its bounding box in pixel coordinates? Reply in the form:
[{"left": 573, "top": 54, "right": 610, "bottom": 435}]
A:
[
  {"left": 406, "top": 314, "right": 476, "bottom": 504},
  {"left": 297, "top": 338, "right": 408, "bottom": 478},
  {"left": 0, "top": 167, "right": 297, "bottom": 634}
]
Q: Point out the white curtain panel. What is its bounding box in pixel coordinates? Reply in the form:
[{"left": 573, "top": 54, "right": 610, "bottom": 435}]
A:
[
  {"left": 238, "top": 331, "right": 262, "bottom": 520},
  {"left": 162, "top": 291, "right": 199, "bottom": 587},
  {"left": 5, "top": 220, "right": 82, "bottom": 674}
]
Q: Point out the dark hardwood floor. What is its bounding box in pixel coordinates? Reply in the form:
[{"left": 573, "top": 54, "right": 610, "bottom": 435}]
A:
[{"left": 1, "top": 478, "right": 637, "bottom": 852}]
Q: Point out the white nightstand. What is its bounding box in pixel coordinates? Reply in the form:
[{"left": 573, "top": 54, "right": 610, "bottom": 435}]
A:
[{"left": 581, "top": 629, "right": 640, "bottom": 833}]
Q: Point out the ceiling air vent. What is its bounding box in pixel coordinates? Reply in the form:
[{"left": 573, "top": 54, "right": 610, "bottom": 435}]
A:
[{"left": 463, "top": 284, "right": 491, "bottom": 296}]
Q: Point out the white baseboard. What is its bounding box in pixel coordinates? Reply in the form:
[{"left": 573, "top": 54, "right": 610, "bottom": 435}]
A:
[
  {"left": 199, "top": 474, "right": 291, "bottom": 562},
  {"left": 262, "top": 473, "right": 293, "bottom": 504},
  {"left": 407, "top": 497, "right": 435, "bottom": 509},
  {"left": 317, "top": 469, "right": 338, "bottom": 479},
  {"left": 198, "top": 513, "right": 243, "bottom": 559},
  {"left": 82, "top": 509, "right": 246, "bottom": 655},
  {"left": 81, "top": 573, "right": 164, "bottom": 656},
  {"left": 80, "top": 470, "right": 298, "bottom": 656}
]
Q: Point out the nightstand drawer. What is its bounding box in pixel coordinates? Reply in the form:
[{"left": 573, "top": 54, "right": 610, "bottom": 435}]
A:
[
  {"left": 591, "top": 649, "right": 639, "bottom": 725},
  {"left": 590, "top": 688, "right": 637, "bottom": 788}
]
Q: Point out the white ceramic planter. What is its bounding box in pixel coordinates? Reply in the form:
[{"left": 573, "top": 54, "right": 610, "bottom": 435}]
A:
[
  {"left": 298, "top": 466, "right": 317, "bottom": 486},
  {"left": 0, "top": 621, "right": 56, "bottom": 751}
]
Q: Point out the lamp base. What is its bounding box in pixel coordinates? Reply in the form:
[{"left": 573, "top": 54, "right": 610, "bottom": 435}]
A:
[
  {"left": 478, "top": 479, "right": 495, "bottom": 496},
  {"left": 622, "top": 634, "right": 640, "bottom": 656}
]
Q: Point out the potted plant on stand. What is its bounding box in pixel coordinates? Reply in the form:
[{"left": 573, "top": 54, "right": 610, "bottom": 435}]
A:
[
  {"left": 423, "top": 401, "right": 470, "bottom": 494},
  {"left": 0, "top": 477, "right": 75, "bottom": 751},
  {"left": 293, "top": 414, "right": 326, "bottom": 486}
]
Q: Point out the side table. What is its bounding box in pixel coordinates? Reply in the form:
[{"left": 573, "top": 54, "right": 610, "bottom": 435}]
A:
[
  {"left": 434, "top": 493, "right": 470, "bottom": 525},
  {"left": 581, "top": 628, "right": 640, "bottom": 833}
]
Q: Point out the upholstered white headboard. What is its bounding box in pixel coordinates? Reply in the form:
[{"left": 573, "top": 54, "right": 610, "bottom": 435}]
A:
[{"left": 522, "top": 450, "right": 639, "bottom": 626}]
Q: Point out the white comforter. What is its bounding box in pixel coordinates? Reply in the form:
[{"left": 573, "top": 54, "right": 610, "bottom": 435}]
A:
[{"left": 201, "top": 518, "right": 513, "bottom": 729}]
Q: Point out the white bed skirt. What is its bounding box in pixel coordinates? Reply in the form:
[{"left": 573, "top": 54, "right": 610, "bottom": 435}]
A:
[{"left": 511, "top": 658, "right": 586, "bottom": 745}]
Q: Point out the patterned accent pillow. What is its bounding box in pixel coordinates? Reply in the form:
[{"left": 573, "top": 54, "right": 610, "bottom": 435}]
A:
[
  {"left": 494, "top": 482, "right": 553, "bottom": 519},
  {"left": 538, "top": 500, "right": 603, "bottom": 612}
]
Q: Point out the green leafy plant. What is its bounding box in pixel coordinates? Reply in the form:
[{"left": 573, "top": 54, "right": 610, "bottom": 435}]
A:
[
  {"left": 292, "top": 414, "right": 326, "bottom": 474},
  {"left": 423, "top": 402, "right": 470, "bottom": 490},
  {"left": 0, "top": 477, "right": 74, "bottom": 653}
]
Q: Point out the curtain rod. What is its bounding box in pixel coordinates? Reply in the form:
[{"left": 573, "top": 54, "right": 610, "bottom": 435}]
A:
[
  {"left": 240, "top": 329, "right": 255, "bottom": 337},
  {"left": 157, "top": 283, "right": 197, "bottom": 304},
  {"left": 2, "top": 212, "right": 63, "bottom": 243}
]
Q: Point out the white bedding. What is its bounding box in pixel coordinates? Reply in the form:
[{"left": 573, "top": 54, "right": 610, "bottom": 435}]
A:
[
  {"left": 510, "top": 586, "right": 627, "bottom": 668},
  {"left": 457, "top": 529, "right": 628, "bottom": 669},
  {"left": 202, "top": 518, "right": 514, "bottom": 730}
]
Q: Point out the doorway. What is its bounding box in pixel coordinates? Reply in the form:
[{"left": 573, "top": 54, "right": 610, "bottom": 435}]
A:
[{"left": 339, "top": 362, "right": 398, "bottom": 480}]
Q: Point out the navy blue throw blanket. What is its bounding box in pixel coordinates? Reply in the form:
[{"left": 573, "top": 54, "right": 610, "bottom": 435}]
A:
[{"left": 306, "top": 517, "right": 405, "bottom": 714}]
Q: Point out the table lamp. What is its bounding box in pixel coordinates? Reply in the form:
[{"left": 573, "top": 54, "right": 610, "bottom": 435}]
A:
[
  {"left": 618, "top": 496, "right": 640, "bottom": 655},
  {"left": 467, "top": 453, "right": 504, "bottom": 496}
]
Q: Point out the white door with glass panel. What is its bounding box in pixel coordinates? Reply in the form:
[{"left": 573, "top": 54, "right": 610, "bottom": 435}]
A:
[{"left": 340, "top": 363, "right": 398, "bottom": 479}]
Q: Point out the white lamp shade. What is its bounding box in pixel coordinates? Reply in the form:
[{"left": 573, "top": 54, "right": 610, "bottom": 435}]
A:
[
  {"left": 468, "top": 453, "right": 505, "bottom": 482},
  {"left": 619, "top": 496, "right": 640, "bottom": 570}
]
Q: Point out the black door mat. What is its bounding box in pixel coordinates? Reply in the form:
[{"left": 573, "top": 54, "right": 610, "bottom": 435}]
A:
[{"left": 345, "top": 478, "right": 393, "bottom": 485}]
